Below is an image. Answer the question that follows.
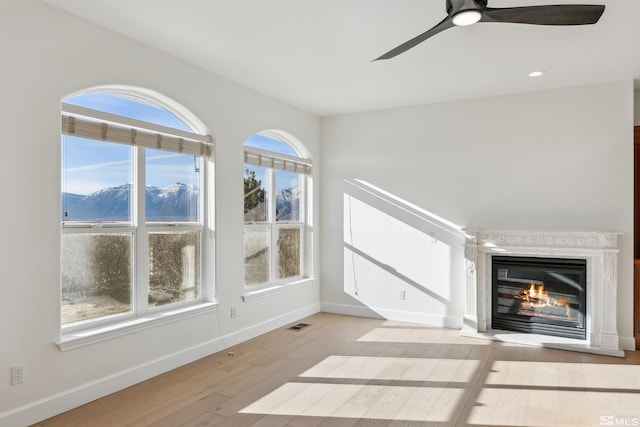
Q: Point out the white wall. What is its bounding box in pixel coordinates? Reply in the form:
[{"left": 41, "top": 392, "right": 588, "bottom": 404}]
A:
[
  {"left": 320, "top": 82, "right": 635, "bottom": 347},
  {"left": 1, "top": 1, "right": 635, "bottom": 424},
  {"left": 0, "top": 1, "right": 320, "bottom": 425}
]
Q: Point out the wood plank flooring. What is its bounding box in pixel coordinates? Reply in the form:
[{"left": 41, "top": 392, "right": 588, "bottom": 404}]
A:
[{"left": 34, "top": 313, "right": 640, "bottom": 427}]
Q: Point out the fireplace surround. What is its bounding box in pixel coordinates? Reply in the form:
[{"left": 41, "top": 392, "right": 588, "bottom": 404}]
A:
[{"left": 463, "top": 230, "right": 622, "bottom": 357}]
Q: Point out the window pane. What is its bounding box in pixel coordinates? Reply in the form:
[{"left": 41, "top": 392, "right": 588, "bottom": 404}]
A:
[
  {"left": 146, "top": 149, "right": 200, "bottom": 222},
  {"left": 244, "top": 134, "right": 297, "bottom": 156},
  {"left": 149, "top": 232, "right": 200, "bottom": 307},
  {"left": 61, "top": 135, "right": 133, "bottom": 223},
  {"left": 244, "top": 165, "right": 268, "bottom": 222},
  {"left": 64, "top": 92, "right": 192, "bottom": 131},
  {"left": 275, "top": 170, "right": 302, "bottom": 222},
  {"left": 61, "top": 233, "right": 132, "bottom": 324},
  {"left": 277, "top": 227, "right": 301, "bottom": 279},
  {"left": 244, "top": 228, "right": 270, "bottom": 285}
]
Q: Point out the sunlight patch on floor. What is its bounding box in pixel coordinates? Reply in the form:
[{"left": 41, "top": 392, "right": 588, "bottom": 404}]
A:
[
  {"left": 240, "top": 383, "right": 464, "bottom": 422},
  {"left": 299, "top": 355, "right": 480, "bottom": 383},
  {"left": 468, "top": 388, "right": 640, "bottom": 426},
  {"left": 356, "top": 326, "right": 491, "bottom": 345},
  {"left": 486, "top": 361, "right": 640, "bottom": 390}
]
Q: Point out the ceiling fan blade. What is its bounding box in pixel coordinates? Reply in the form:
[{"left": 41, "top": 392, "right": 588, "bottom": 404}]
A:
[
  {"left": 480, "top": 4, "right": 605, "bottom": 26},
  {"left": 374, "top": 16, "right": 455, "bottom": 61}
]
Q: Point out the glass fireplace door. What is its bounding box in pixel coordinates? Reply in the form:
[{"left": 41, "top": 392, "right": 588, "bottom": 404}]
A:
[{"left": 492, "top": 256, "right": 587, "bottom": 339}]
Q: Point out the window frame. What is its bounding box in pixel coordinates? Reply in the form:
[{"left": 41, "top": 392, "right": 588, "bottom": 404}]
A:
[
  {"left": 243, "top": 135, "right": 312, "bottom": 289},
  {"left": 60, "top": 90, "right": 214, "bottom": 336}
]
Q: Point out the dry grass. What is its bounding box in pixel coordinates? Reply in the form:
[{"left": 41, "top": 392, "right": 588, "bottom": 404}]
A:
[{"left": 61, "top": 295, "right": 130, "bottom": 324}]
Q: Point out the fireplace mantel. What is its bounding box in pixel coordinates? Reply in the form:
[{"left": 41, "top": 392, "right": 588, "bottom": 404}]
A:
[{"left": 463, "top": 230, "right": 623, "bottom": 357}]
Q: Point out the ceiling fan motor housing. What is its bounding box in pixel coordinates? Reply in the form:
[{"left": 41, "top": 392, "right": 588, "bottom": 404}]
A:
[{"left": 446, "top": 0, "right": 488, "bottom": 15}]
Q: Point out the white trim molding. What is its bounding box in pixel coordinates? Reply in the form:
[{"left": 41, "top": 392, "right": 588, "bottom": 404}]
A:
[
  {"left": 462, "top": 230, "right": 623, "bottom": 357},
  {"left": 58, "top": 303, "right": 218, "bottom": 351},
  {"left": 320, "top": 302, "right": 461, "bottom": 329},
  {"left": 243, "top": 278, "right": 317, "bottom": 302}
]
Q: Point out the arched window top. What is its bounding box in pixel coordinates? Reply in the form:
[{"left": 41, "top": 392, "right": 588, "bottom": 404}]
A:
[
  {"left": 244, "top": 134, "right": 297, "bottom": 156},
  {"left": 62, "top": 85, "right": 210, "bottom": 136},
  {"left": 244, "top": 129, "right": 311, "bottom": 160},
  {"left": 243, "top": 129, "right": 311, "bottom": 175},
  {"left": 61, "top": 86, "right": 213, "bottom": 157},
  {"left": 64, "top": 92, "right": 192, "bottom": 132}
]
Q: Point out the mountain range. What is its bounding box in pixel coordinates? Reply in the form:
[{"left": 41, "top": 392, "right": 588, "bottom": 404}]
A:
[
  {"left": 63, "top": 183, "right": 301, "bottom": 222},
  {"left": 61, "top": 183, "right": 199, "bottom": 222},
  {"left": 275, "top": 187, "right": 301, "bottom": 221}
]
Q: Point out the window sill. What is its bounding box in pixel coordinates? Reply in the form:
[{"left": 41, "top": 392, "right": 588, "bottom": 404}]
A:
[
  {"left": 242, "top": 278, "right": 317, "bottom": 302},
  {"left": 57, "top": 302, "right": 218, "bottom": 352}
]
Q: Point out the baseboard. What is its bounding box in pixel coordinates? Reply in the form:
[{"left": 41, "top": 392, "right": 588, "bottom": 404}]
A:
[
  {"left": 220, "top": 303, "right": 321, "bottom": 348},
  {"left": 619, "top": 335, "right": 637, "bottom": 352},
  {"left": 1, "top": 303, "right": 321, "bottom": 427},
  {"left": 320, "top": 302, "right": 461, "bottom": 329},
  {"left": 320, "top": 302, "right": 385, "bottom": 319}
]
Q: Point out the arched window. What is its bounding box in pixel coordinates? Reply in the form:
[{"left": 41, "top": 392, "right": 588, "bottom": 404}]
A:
[
  {"left": 60, "top": 88, "right": 213, "bottom": 329},
  {"left": 243, "top": 131, "right": 312, "bottom": 287}
]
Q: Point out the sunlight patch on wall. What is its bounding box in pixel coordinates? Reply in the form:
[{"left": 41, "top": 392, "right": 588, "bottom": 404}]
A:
[
  {"left": 343, "top": 193, "right": 452, "bottom": 311},
  {"left": 344, "top": 194, "right": 448, "bottom": 292}
]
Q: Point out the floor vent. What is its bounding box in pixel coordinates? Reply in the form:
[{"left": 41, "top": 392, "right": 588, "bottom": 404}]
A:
[{"left": 288, "top": 323, "right": 310, "bottom": 331}]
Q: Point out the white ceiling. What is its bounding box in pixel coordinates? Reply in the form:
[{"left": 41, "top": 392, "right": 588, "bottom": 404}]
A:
[{"left": 43, "top": 0, "right": 640, "bottom": 116}]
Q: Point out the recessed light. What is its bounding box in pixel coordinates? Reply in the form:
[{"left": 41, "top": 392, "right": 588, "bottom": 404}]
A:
[{"left": 528, "top": 71, "right": 545, "bottom": 78}]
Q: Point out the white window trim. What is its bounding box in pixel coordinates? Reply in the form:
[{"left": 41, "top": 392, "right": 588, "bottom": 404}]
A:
[
  {"left": 58, "top": 302, "right": 218, "bottom": 351},
  {"left": 60, "top": 145, "right": 211, "bottom": 330},
  {"left": 242, "top": 278, "right": 317, "bottom": 302},
  {"left": 60, "top": 91, "right": 215, "bottom": 344},
  {"left": 62, "top": 103, "right": 213, "bottom": 156},
  {"left": 244, "top": 165, "right": 310, "bottom": 287}
]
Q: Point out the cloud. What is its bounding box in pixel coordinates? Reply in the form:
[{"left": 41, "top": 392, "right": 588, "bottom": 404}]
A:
[
  {"left": 65, "top": 158, "right": 131, "bottom": 173},
  {"left": 147, "top": 153, "right": 183, "bottom": 161}
]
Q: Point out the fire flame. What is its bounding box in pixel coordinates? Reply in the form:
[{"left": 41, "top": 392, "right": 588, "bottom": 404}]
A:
[
  {"left": 525, "top": 283, "right": 550, "bottom": 305},
  {"left": 519, "top": 282, "right": 571, "bottom": 319}
]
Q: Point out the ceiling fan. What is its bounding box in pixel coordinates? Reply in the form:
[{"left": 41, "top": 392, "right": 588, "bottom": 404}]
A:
[{"left": 375, "top": 0, "right": 605, "bottom": 60}]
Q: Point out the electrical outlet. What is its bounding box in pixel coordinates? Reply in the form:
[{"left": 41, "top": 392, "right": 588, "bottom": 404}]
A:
[
  {"left": 399, "top": 290, "right": 406, "bottom": 300},
  {"left": 11, "top": 365, "right": 24, "bottom": 385},
  {"left": 230, "top": 307, "right": 236, "bottom": 318}
]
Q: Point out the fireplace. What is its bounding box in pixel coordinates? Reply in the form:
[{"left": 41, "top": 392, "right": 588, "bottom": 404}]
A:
[
  {"left": 492, "top": 256, "right": 586, "bottom": 340},
  {"left": 462, "top": 230, "right": 623, "bottom": 357}
]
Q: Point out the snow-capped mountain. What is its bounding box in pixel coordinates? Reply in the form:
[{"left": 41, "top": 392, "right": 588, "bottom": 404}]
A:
[
  {"left": 243, "top": 186, "right": 301, "bottom": 223},
  {"left": 147, "top": 183, "right": 199, "bottom": 221},
  {"left": 62, "top": 183, "right": 199, "bottom": 222},
  {"left": 275, "top": 187, "right": 301, "bottom": 221}
]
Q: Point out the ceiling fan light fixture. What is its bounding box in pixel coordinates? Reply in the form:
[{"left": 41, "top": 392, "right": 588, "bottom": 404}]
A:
[
  {"left": 375, "top": 1, "right": 605, "bottom": 60},
  {"left": 452, "top": 9, "right": 482, "bottom": 26}
]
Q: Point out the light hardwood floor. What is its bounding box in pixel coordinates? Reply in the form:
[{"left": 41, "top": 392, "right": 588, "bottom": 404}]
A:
[{"left": 34, "top": 313, "right": 640, "bottom": 427}]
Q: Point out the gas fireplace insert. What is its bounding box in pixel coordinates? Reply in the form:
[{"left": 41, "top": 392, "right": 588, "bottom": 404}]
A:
[{"left": 491, "top": 256, "right": 587, "bottom": 340}]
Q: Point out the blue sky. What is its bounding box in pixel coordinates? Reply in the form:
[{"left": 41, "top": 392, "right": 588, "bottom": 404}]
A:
[
  {"left": 244, "top": 134, "right": 297, "bottom": 156},
  {"left": 63, "top": 92, "right": 300, "bottom": 195},
  {"left": 62, "top": 92, "right": 199, "bottom": 195},
  {"left": 243, "top": 135, "right": 300, "bottom": 191}
]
